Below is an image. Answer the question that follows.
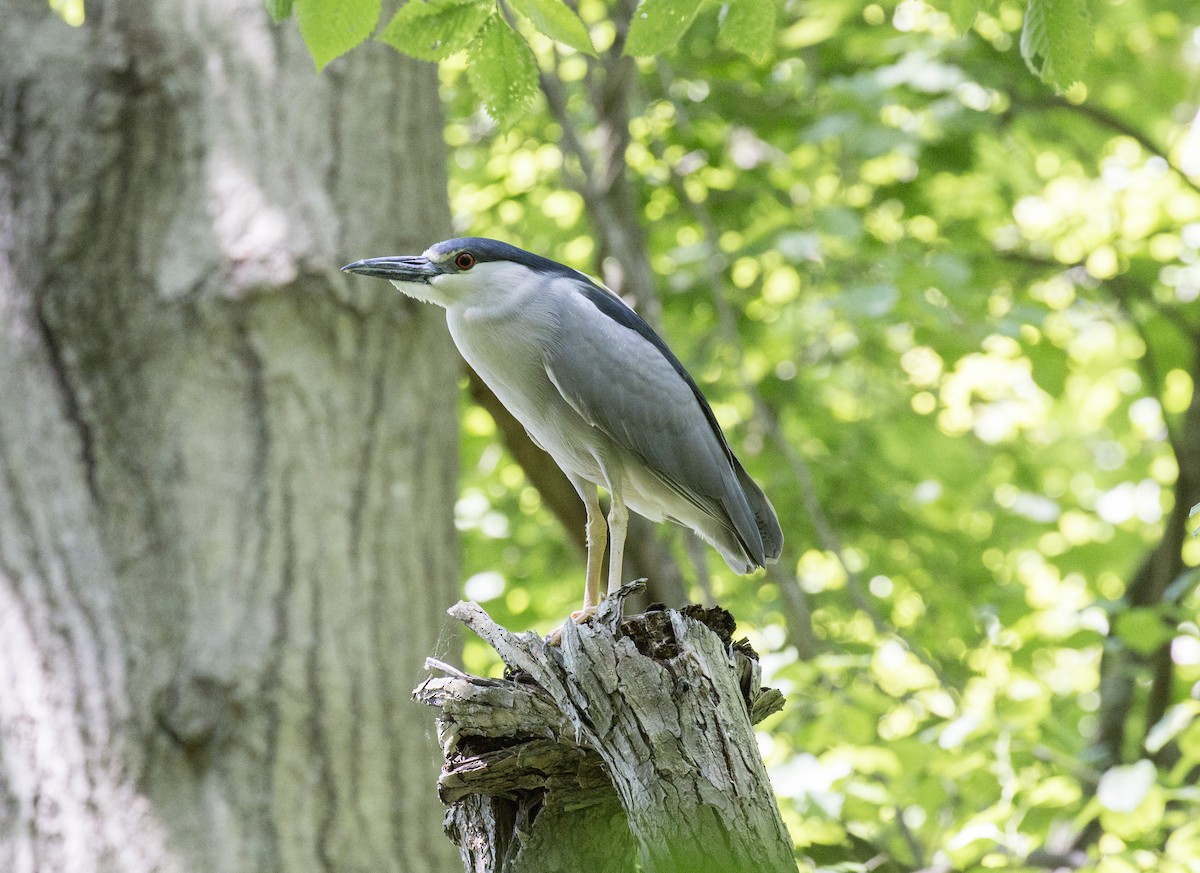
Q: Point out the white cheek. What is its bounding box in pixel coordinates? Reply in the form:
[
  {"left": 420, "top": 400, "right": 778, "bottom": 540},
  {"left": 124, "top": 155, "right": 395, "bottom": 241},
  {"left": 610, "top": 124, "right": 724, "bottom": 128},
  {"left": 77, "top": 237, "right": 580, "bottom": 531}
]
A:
[
  {"left": 431, "top": 272, "right": 485, "bottom": 305},
  {"left": 429, "top": 273, "right": 460, "bottom": 294},
  {"left": 389, "top": 278, "right": 443, "bottom": 306}
]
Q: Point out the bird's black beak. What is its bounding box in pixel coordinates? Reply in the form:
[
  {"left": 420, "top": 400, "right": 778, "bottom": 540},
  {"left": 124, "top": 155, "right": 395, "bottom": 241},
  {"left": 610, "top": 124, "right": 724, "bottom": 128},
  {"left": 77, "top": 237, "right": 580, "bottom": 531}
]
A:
[{"left": 341, "top": 256, "right": 441, "bottom": 283}]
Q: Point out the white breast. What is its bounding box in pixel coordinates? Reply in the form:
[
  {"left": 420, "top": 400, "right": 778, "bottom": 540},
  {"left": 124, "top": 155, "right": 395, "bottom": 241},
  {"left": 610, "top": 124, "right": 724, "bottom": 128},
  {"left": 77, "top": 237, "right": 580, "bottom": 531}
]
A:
[{"left": 444, "top": 277, "right": 606, "bottom": 484}]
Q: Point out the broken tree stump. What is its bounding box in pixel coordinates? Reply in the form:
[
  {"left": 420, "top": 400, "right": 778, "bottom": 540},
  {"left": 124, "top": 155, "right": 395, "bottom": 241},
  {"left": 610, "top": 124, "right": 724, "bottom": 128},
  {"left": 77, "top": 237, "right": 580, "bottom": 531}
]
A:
[{"left": 414, "top": 583, "right": 797, "bottom": 873}]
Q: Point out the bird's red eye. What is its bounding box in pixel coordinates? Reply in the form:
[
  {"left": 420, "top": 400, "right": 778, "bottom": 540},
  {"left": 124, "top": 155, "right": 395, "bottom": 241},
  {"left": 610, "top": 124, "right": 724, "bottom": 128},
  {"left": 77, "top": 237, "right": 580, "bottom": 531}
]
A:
[{"left": 455, "top": 252, "right": 476, "bottom": 270}]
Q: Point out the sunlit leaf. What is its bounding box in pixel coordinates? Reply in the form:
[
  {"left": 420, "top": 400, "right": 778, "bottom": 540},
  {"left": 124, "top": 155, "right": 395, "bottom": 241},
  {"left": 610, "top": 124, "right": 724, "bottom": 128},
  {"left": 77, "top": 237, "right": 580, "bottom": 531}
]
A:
[
  {"left": 718, "top": 0, "right": 776, "bottom": 63},
  {"left": 1025, "top": 342, "right": 1068, "bottom": 396},
  {"left": 379, "top": 0, "right": 491, "bottom": 61},
  {"left": 1019, "top": 0, "right": 1091, "bottom": 89},
  {"left": 1180, "top": 720, "right": 1200, "bottom": 763},
  {"left": 508, "top": 0, "right": 595, "bottom": 55},
  {"left": 467, "top": 17, "right": 540, "bottom": 121},
  {"left": 625, "top": 0, "right": 704, "bottom": 56},
  {"left": 948, "top": 0, "right": 978, "bottom": 32},
  {"left": 1114, "top": 608, "right": 1176, "bottom": 656},
  {"left": 1144, "top": 702, "right": 1200, "bottom": 754},
  {"left": 295, "top": 0, "right": 379, "bottom": 70},
  {"left": 1097, "top": 760, "right": 1155, "bottom": 814},
  {"left": 1098, "top": 761, "right": 1165, "bottom": 839},
  {"left": 1025, "top": 775, "right": 1082, "bottom": 807},
  {"left": 265, "top": 0, "right": 293, "bottom": 23}
]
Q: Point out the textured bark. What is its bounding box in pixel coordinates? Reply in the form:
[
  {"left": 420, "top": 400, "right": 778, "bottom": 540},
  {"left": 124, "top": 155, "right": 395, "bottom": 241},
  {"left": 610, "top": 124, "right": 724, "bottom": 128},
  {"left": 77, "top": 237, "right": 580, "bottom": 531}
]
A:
[
  {"left": 416, "top": 586, "right": 796, "bottom": 873},
  {"left": 1, "top": 2, "right": 460, "bottom": 872}
]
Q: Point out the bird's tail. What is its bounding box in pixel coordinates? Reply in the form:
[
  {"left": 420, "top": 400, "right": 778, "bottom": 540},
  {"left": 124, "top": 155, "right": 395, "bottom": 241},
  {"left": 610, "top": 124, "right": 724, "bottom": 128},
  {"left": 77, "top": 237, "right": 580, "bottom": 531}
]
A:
[
  {"left": 692, "top": 458, "right": 782, "bottom": 574},
  {"left": 731, "top": 456, "right": 783, "bottom": 564}
]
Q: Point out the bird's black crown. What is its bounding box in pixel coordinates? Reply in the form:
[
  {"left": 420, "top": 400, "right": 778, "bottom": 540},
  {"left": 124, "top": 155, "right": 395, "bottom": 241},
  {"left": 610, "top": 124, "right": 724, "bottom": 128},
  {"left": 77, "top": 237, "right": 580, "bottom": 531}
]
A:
[{"left": 428, "top": 237, "right": 583, "bottom": 279}]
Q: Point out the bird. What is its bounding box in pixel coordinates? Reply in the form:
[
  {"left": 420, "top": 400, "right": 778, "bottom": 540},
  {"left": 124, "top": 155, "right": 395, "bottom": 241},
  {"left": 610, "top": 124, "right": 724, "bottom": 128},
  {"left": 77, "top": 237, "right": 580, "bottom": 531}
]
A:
[{"left": 342, "top": 238, "right": 782, "bottom": 614}]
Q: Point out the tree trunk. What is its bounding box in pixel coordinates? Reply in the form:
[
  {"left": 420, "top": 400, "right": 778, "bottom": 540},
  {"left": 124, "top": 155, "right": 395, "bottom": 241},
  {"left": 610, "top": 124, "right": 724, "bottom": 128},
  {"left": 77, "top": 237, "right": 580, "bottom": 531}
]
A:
[
  {"left": 0, "top": 2, "right": 461, "bottom": 871},
  {"left": 416, "top": 586, "right": 797, "bottom": 873}
]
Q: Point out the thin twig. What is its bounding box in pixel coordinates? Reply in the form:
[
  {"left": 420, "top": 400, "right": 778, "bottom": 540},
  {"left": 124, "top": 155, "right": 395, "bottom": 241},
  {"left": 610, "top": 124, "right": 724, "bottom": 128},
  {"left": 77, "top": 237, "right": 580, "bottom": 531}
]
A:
[
  {"left": 893, "top": 804, "right": 927, "bottom": 869},
  {"left": 1013, "top": 95, "right": 1200, "bottom": 198}
]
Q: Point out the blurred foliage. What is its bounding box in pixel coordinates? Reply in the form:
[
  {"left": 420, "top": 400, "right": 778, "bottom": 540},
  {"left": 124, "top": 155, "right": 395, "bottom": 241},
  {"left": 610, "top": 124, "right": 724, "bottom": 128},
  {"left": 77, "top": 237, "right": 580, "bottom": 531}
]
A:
[
  {"left": 42, "top": 0, "right": 1200, "bottom": 866},
  {"left": 436, "top": 0, "right": 1200, "bottom": 869}
]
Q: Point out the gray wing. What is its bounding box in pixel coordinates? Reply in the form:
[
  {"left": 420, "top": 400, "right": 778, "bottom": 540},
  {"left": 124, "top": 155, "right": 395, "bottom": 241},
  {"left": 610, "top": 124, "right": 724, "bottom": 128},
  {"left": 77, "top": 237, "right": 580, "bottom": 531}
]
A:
[{"left": 543, "top": 287, "right": 773, "bottom": 565}]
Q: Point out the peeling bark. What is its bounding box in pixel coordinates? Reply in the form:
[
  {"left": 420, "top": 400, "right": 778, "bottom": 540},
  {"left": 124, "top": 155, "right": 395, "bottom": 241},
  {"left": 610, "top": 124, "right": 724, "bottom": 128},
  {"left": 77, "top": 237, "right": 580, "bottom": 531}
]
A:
[{"left": 416, "top": 586, "right": 796, "bottom": 873}]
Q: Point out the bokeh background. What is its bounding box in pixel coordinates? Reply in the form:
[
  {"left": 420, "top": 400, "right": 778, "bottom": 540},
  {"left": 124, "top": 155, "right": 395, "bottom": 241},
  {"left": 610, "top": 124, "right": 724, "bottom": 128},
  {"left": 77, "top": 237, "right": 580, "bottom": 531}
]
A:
[{"left": 436, "top": 1, "right": 1200, "bottom": 869}]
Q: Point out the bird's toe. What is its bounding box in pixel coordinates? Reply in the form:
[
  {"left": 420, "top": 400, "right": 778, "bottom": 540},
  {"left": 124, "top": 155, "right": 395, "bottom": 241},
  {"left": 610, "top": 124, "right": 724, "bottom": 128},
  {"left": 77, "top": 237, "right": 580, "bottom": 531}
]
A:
[{"left": 544, "top": 605, "right": 601, "bottom": 646}]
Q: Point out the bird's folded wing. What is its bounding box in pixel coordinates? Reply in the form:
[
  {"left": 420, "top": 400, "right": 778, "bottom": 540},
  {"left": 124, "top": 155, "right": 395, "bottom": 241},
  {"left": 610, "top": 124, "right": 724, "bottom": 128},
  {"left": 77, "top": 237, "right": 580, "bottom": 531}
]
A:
[{"left": 543, "top": 292, "right": 753, "bottom": 542}]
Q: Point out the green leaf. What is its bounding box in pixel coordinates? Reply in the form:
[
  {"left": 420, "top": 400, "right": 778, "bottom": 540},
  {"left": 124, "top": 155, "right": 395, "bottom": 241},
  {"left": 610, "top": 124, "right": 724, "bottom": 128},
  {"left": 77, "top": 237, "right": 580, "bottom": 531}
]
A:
[
  {"left": 1019, "top": 0, "right": 1091, "bottom": 90},
  {"left": 1097, "top": 760, "right": 1156, "bottom": 813},
  {"left": 508, "top": 0, "right": 595, "bottom": 55},
  {"left": 1025, "top": 341, "right": 1068, "bottom": 396},
  {"left": 1097, "top": 761, "right": 1165, "bottom": 841},
  {"left": 1144, "top": 702, "right": 1200, "bottom": 754},
  {"left": 840, "top": 284, "right": 898, "bottom": 318},
  {"left": 379, "top": 0, "right": 491, "bottom": 61},
  {"left": 717, "top": 0, "right": 775, "bottom": 62},
  {"left": 625, "top": 0, "right": 704, "bottom": 56},
  {"left": 467, "top": 17, "right": 540, "bottom": 121},
  {"left": 295, "top": 0, "right": 380, "bottom": 70},
  {"left": 1114, "top": 607, "right": 1176, "bottom": 657},
  {"left": 948, "top": 0, "right": 978, "bottom": 32},
  {"left": 265, "top": 0, "right": 294, "bottom": 23}
]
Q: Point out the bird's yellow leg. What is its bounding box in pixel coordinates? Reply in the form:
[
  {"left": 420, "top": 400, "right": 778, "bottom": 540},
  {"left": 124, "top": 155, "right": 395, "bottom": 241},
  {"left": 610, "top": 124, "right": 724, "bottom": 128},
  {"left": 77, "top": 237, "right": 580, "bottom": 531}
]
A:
[
  {"left": 569, "top": 475, "right": 606, "bottom": 612},
  {"left": 548, "top": 473, "right": 619, "bottom": 643},
  {"left": 605, "top": 481, "right": 627, "bottom": 597}
]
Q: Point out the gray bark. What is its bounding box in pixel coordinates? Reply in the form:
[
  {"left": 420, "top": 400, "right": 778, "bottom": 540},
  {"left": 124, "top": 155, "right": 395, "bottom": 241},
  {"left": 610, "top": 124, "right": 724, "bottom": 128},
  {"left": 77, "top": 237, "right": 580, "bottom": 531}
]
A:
[
  {"left": 416, "top": 586, "right": 796, "bottom": 873},
  {"left": 1, "top": 2, "right": 460, "bottom": 871}
]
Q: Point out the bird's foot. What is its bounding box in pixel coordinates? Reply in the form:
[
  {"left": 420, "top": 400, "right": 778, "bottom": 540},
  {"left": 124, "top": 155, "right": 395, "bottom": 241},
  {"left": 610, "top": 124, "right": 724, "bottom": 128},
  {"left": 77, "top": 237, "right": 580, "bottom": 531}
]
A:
[
  {"left": 544, "top": 580, "right": 649, "bottom": 646},
  {"left": 544, "top": 604, "right": 599, "bottom": 646},
  {"left": 569, "top": 604, "right": 600, "bottom": 623}
]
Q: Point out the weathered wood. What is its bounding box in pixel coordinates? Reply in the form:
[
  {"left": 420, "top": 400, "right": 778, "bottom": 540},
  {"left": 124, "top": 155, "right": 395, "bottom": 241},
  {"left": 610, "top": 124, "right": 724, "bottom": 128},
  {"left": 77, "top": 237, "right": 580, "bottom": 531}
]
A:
[{"left": 415, "top": 584, "right": 796, "bottom": 873}]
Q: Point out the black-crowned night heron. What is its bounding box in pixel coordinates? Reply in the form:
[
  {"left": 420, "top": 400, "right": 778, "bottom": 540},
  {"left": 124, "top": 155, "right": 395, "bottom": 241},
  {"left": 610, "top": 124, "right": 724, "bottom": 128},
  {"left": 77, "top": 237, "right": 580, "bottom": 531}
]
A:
[{"left": 343, "top": 238, "right": 782, "bottom": 613}]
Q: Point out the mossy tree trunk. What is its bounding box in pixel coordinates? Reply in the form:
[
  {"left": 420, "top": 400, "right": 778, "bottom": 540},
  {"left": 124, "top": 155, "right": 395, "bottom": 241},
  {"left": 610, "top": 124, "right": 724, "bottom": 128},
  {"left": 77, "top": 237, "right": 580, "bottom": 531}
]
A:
[{"left": 0, "top": 2, "right": 461, "bottom": 871}]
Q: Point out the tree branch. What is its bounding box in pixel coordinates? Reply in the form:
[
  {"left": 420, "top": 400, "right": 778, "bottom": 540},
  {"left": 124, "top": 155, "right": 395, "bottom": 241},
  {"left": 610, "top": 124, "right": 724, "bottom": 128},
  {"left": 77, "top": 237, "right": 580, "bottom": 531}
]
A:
[{"left": 1012, "top": 95, "right": 1200, "bottom": 199}]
